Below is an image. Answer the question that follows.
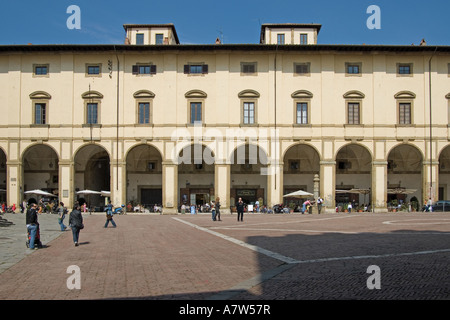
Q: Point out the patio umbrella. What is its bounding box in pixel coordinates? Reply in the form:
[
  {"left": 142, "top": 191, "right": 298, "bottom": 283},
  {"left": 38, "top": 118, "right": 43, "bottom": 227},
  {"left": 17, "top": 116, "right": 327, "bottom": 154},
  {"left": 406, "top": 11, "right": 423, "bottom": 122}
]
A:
[
  {"left": 283, "top": 190, "right": 314, "bottom": 198},
  {"left": 77, "top": 190, "right": 102, "bottom": 210},
  {"left": 387, "top": 188, "right": 416, "bottom": 194},
  {"left": 24, "top": 189, "right": 57, "bottom": 197},
  {"left": 76, "top": 189, "right": 101, "bottom": 195}
]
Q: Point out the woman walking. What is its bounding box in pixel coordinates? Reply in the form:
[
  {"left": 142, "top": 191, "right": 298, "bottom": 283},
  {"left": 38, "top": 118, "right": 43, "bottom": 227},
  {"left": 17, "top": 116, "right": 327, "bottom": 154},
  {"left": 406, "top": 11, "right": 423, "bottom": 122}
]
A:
[{"left": 69, "top": 203, "right": 84, "bottom": 246}]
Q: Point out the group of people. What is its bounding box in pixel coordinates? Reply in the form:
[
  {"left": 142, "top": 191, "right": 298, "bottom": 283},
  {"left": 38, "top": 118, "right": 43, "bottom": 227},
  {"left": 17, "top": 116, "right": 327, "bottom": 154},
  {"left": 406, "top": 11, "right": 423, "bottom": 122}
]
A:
[{"left": 26, "top": 200, "right": 120, "bottom": 249}]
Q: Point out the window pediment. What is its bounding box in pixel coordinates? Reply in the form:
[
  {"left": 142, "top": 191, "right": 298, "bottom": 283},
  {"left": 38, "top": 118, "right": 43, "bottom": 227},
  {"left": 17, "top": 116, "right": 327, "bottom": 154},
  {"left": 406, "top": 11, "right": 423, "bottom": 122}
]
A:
[
  {"left": 291, "top": 90, "right": 313, "bottom": 99},
  {"left": 394, "top": 91, "right": 416, "bottom": 99},
  {"left": 185, "top": 90, "right": 207, "bottom": 98},
  {"left": 81, "top": 91, "right": 104, "bottom": 99},
  {"left": 238, "top": 89, "right": 260, "bottom": 98},
  {"left": 134, "top": 90, "right": 155, "bottom": 99},
  {"left": 29, "top": 91, "right": 51, "bottom": 99},
  {"left": 343, "top": 90, "right": 365, "bottom": 99}
]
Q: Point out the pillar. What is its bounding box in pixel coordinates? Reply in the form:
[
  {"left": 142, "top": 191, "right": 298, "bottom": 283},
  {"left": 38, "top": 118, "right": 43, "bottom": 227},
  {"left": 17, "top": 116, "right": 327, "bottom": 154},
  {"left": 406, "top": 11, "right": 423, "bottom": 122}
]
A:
[
  {"left": 423, "top": 160, "right": 439, "bottom": 203},
  {"left": 162, "top": 161, "right": 178, "bottom": 214},
  {"left": 266, "top": 162, "right": 283, "bottom": 208},
  {"left": 214, "top": 163, "right": 230, "bottom": 214},
  {"left": 320, "top": 160, "right": 335, "bottom": 213},
  {"left": 372, "top": 161, "right": 388, "bottom": 212}
]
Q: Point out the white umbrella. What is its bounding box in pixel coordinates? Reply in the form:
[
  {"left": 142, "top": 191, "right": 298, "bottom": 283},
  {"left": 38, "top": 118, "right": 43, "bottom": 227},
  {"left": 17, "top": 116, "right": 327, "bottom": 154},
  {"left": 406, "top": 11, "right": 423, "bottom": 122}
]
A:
[
  {"left": 283, "top": 190, "right": 314, "bottom": 198},
  {"left": 24, "top": 189, "right": 57, "bottom": 197},
  {"left": 100, "top": 190, "right": 111, "bottom": 197},
  {"left": 77, "top": 189, "right": 101, "bottom": 195}
]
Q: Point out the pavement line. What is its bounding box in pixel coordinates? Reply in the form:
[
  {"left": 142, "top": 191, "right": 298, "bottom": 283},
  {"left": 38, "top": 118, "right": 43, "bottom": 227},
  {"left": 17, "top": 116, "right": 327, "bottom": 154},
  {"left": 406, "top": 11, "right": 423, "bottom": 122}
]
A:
[
  {"left": 210, "top": 227, "right": 359, "bottom": 234},
  {"left": 172, "top": 217, "right": 298, "bottom": 264}
]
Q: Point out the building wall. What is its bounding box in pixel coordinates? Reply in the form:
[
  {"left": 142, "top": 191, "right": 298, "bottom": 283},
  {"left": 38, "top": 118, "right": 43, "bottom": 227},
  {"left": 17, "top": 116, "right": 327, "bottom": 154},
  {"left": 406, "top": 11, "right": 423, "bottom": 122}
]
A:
[{"left": 0, "top": 48, "right": 449, "bottom": 212}]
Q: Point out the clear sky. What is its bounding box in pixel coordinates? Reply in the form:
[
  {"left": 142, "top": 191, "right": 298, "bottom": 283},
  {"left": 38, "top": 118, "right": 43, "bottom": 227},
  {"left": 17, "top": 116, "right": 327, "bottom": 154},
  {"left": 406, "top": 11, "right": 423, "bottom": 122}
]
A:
[{"left": 1, "top": 0, "right": 448, "bottom": 46}]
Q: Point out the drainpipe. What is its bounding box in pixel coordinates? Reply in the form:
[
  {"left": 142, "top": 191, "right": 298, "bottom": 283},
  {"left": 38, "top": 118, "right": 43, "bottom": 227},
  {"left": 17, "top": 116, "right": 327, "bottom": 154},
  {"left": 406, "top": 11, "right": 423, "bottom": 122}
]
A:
[{"left": 428, "top": 46, "right": 438, "bottom": 200}]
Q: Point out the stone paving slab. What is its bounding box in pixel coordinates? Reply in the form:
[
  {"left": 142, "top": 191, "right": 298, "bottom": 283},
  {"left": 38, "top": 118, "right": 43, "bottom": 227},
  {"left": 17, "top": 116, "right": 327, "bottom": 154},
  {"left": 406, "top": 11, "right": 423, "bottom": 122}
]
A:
[{"left": 0, "top": 211, "right": 449, "bottom": 301}]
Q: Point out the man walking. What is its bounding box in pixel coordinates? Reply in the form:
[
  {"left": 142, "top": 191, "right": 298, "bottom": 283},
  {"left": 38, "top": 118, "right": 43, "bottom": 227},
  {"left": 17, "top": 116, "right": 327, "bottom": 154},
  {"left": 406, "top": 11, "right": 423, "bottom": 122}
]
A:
[
  {"left": 104, "top": 201, "right": 117, "bottom": 228},
  {"left": 26, "top": 203, "right": 39, "bottom": 250},
  {"left": 235, "top": 197, "right": 245, "bottom": 222}
]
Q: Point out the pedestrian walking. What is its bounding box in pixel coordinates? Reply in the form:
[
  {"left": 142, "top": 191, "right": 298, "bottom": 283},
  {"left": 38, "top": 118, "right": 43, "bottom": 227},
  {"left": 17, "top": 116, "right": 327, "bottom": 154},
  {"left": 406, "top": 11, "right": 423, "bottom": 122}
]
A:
[
  {"left": 26, "top": 203, "right": 39, "bottom": 250},
  {"left": 215, "top": 197, "right": 221, "bottom": 221},
  {"left": 69, "top": 203, "right": 83, "bottom": 246},
  {"left": 57, "top": 202, "right": 68, "bottom": 231},
  {"left": 317, "top": 197, "right": 323, "bottom": 214},
  {"left": 211, "top": 201, "right": 216, "bottom": 221},
  {"left": 104, "top": 201, "right": 117, "bottom": 228},
  {"left": 236, "top": 197, "right": 245, "bottom": 222}
]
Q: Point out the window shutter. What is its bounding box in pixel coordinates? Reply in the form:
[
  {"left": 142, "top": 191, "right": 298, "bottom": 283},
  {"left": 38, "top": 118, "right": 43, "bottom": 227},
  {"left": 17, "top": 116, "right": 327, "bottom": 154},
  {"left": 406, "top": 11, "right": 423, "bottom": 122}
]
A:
[
  {"left": 202, "top": 64, "right": 208, "bottom": 74},
  {"left": 132, "top": 65, "right": 139, "bottom": 75},
  {"left": 150, "top": 65, "right": 157, "bottom": 75},
  {"left": 184, "top": 65, "right": 189, "bottom": 74}
]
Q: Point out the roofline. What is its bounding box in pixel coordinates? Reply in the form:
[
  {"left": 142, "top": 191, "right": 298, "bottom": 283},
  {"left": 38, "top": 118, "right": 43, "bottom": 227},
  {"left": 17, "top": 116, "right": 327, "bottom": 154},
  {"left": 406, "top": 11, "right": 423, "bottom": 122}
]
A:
[
  {"left": 122, "top": 23, "right": 180, "bottom": 44},
  {"left": 0, "top": 43, "right": 448, "bottom": 54}
]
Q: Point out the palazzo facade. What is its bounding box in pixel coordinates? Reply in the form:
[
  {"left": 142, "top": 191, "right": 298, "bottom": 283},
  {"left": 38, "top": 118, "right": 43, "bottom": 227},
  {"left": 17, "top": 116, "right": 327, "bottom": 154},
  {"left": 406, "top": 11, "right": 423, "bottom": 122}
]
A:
[{"left": 1, "top": 23, "right": 449, "bottom": 213}]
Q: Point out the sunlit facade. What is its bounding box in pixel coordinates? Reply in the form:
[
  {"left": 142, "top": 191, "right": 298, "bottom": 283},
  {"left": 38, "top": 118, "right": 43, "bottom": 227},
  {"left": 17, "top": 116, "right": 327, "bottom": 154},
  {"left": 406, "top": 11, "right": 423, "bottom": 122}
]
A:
[{"left": 0, "top": 23, "right": 449, "bottom": 213}]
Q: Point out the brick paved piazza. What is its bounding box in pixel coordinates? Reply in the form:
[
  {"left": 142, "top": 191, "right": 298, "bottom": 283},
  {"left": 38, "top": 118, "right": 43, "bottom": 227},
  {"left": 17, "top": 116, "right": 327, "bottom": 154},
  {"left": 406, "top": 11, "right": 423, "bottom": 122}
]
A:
[{"left": 0, "top": 211, "right": 449, "bottom": 301}]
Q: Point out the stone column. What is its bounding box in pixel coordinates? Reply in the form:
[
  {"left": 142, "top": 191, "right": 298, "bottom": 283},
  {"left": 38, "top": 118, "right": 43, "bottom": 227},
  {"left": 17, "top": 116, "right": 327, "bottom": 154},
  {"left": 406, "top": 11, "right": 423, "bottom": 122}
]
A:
[
  {"left": 266, "top": 162, "right": 283, "bottom": 208},
  {"left": 372, "top": 160, "right": 388, "bottom": 212},
  {"left": 214, "top": 163, "right": 230, "bottom": 214},
  {"left": 162, "top": 161, "right": 178, "bottom": 214},
  {"left": 58, "top": 160, "right": 73, "bottom": 208},
  {"left": 7, "top": 160, "right": 21, "bottom": 212},
  {"left": 423, "top": 160, "right": 439, "bottom": 203},
  {"left": 320, "top": 160, "right": 336, "bottom": 213}
]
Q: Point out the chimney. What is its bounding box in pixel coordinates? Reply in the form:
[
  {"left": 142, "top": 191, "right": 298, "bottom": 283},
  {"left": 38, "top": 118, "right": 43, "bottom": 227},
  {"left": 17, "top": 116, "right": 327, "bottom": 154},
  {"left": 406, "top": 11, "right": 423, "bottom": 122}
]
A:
[
  {"left": 124, "top": 37, "right": 130, "bottom": 45},
  {"left": 215, "top": 37, "right": 221, "bottom": 44},
  {"left": 420, "top": 38, "right": 427, "bottom": 46}
]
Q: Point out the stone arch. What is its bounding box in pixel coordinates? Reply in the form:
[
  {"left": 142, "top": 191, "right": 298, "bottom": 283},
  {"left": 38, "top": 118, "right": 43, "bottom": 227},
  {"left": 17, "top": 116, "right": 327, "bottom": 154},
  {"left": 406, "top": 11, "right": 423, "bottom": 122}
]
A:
[{"left": 126, "top": 143, "right": 163, "bottom": 209}]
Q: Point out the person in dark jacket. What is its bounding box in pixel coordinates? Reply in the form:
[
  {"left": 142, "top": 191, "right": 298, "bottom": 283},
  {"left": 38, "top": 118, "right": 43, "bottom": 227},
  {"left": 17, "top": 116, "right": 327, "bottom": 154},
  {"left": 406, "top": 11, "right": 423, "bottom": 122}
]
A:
[
  {"left": 26, "top": 203, "right": 39, "bottom": 250},
  {"left": 69, "top": 203, "right": 83, "bottom": 246},
  {"left": 235, "top": 197, "right": 245, "bottom": 222}
]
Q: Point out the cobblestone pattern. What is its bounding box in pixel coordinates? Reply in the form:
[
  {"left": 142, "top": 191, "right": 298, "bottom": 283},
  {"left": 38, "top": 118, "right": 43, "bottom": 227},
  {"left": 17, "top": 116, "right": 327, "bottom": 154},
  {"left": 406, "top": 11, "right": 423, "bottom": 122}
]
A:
[{"left": 0, "top": 212, "right": 449, "bottom": 300}]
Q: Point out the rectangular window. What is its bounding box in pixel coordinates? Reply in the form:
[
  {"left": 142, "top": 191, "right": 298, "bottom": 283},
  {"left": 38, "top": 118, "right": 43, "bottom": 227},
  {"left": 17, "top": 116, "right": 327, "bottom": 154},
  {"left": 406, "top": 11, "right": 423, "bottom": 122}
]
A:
[
  {"left": 399, "top": 103, "right": 411, "bottom": 124},
  {"left": 243, "top": 102, "right": 255, "bottom": 124},
  {"left": 138, "top": 102, "right": 150, "bottom": 124},
  {"left": 347, "top": 64, "right": 360, "bottom": 74},
  {"left": 398, "top": 64, "right": 411, "bottom": 75},
  {"left": 34, "top": 65, "right": 48, "bottom": 75},
  {"left": 132, "top": 64, "right": 156, "bottom": 75},
  {"left": 294, "top": 63, "right": 310, "bottom": 75},
  {"left": 347, "top": 103, "right": 360, "bottom": 124},
  {"left": 35, "top": 103, "right": 46, "bottom": 124},
  {"left": 87, "top": 103, "right": 98, "bottom": 124},
  {"left": 277, "top": 34, "right": 285, "bottom": 44},
  {"left": 190, "top": 102, "right": 202, "bottom": 123},
  {"left": 296, "top": 102, "right": 308, "bottom": 124},
  {"left": 241, "top": 62, "right": 257, "bottom": 74},
  {"left": 300, "top": 34, "right": 308, "bottom": 44},
  {"left": 87, "top": 65, "right": 100, "bottom": 75},
  {"left": 136, "top": 33, "right": 144, "bottom": 45},
  {"left": 184, "top": 64, "right": 208, "bottom": 75},
  {"left": 155, "top": 34, "right": 164, "bottom": 44}
]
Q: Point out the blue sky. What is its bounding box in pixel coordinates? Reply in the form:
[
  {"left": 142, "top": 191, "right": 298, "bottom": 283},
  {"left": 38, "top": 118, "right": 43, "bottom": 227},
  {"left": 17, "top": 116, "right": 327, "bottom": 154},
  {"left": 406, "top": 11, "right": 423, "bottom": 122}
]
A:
[{"left": 0, "top": 0, "right": 448, "bottom": 45}]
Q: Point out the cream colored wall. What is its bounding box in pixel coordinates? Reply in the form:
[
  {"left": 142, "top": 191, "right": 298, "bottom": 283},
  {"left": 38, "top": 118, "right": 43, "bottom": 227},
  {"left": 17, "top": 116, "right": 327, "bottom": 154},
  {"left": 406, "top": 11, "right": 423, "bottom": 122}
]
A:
[{"left": 0, "top": 49, "right": 449, "bottom": 211}]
